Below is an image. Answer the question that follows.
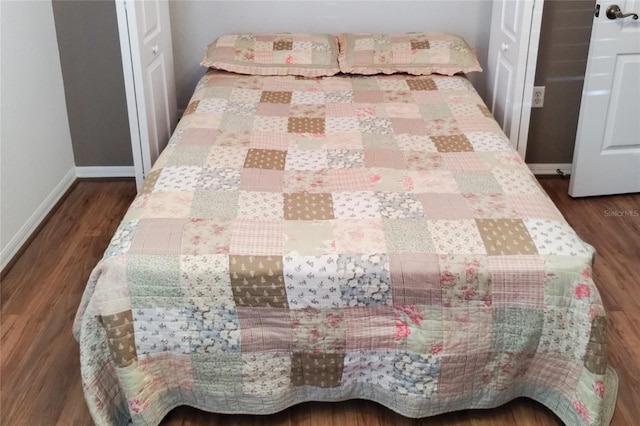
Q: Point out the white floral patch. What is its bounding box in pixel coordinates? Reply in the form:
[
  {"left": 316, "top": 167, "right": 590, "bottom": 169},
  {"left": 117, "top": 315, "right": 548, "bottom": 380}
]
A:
[
  {"left": 493, "top": 168, "right": 540, "bottom": 194},
  {"left": 427, "top": 219, "right": 487, "bottom": 254},
  {"left": 523, "top": 219, "right": 594, "bottom": 256},
  {"left": 154, "top": 166, "right": 201, "bottom": 192},
  {"left": 285, "top": 149, "right": 329, "bottom": 171},
  {"left": 291, "top": 90, "right": 326, "bottom": 105},
  {"left": 242, "top": 352, "right": 292, "bottom": 396},
  {"left": 466, "top": 131, "right": 511, "bottom": 152},
  {"left": 104, "top": 220, "right": 139, "bottom": 257},
  {"left": 332, "top": 191, "right": 381, "bottom": 219},
  {"left": 326, "top": 117, "right": 361, "bottom": 132},
  {"left": 284, "top": 254, "right": 342, "bottom": 309},
  {"left": 195, "top": 98, "right": 229, "bottom": 114}
]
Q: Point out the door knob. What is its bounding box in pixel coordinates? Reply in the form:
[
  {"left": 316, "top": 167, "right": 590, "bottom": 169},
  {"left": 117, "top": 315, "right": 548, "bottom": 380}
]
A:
[
  {"left": 152, "top": 45, "right": 159, "bottom": 54},
  {"left": 501, "top": 43, "right": 509, "bottom": 51},
  {"left": 606, "top": 4, "right": 639, "bottom": 20}
]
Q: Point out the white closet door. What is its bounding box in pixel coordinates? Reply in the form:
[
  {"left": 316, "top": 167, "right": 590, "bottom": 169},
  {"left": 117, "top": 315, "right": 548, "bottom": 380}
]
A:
[
  {"left": 116, "top": 0, "right": 177, "bottom": 190},
  {"left": 487, "top": 0, "right": 544, "bottom": 159}
]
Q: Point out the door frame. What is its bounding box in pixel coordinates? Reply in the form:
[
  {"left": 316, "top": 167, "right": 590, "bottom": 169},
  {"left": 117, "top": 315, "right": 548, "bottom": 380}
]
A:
[{"left": 115, "top": 0, "right": 147, "bottom": 190}]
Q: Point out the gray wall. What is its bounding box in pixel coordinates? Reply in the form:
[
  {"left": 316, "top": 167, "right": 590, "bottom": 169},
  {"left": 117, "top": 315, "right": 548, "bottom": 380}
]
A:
[
  {"left": 526, "top": 0, "right": 594, "bottom": 164},
  {"left": 52, "top": 0, "right": 133, "bottom": 167},
  {"left": 170, "top": 0, "right": 493, "bottom": 108}
]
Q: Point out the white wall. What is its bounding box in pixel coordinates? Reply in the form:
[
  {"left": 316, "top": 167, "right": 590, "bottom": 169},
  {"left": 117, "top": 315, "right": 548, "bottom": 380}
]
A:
[
  {"left": 170, "top": 0, "right": 493, "bottom": 108},
  {"left": 0, "top": 0, "right": 76, "bottom": 270}
]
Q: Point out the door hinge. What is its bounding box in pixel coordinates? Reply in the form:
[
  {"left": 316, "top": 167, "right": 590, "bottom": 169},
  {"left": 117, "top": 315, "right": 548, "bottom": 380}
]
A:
[{"left": 595, "top": 4, "right": 600, "bottom": 17}]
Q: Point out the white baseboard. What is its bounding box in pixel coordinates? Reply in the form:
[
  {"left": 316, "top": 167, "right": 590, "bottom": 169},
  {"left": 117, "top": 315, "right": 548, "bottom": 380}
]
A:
[
  {"left": 527, "top": 163, "right": 572, "bottom": 176},
  {"left": 0, "top": 167, "right": 77, "bottom": 271},
  {"left": 75, "top": 166, "right": 135, "bottom": 178}
]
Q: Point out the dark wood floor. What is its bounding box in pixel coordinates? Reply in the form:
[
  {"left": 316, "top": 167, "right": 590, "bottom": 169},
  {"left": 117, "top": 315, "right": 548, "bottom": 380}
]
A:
[{"left": 1, "top": 178, "right": 638, "bottom": 426}]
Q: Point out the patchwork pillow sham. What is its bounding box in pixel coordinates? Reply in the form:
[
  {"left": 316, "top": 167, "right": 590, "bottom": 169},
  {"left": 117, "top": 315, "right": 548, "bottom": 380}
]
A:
[
  {"left": 201, "top": 33, "right": 341, "bottom": 77},
  {"left": 338, "top": 32, "right": 483, "bottom": 76}
]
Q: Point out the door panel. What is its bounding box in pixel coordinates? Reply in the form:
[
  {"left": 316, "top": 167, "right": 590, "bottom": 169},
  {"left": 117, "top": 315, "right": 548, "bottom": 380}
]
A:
[
  {"left": 487, "top": 0, "right": 544, "bottom": 158},
  {"left": 117, "top": 0, "right": 177, "bottom": 189},
  {"left": 569, "top": 0, "right": 640, "bottom": 196}
]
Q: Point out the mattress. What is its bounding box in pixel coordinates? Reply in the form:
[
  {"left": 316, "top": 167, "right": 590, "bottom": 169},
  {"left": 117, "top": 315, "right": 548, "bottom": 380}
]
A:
[{"left": 74, "top": 70, "right": 616, "bottom": 426}]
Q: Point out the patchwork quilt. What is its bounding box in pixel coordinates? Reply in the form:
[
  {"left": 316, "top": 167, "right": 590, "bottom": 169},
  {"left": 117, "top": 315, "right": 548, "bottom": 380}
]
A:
[{"left": 74, "top": 70, "right": 616, "bottom": 426}]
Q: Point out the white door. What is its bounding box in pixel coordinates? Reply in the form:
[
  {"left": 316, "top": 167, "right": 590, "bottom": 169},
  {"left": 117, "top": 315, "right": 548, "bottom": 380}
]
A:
[
  {"left": 116, "top": 0, "right": 177, "bottom": 190},
  {"left": 487, "top": 0, "right": 544, "bottom": 159},
  {"left": 569, "top": 1, "right": 640, "bottom": 197}
]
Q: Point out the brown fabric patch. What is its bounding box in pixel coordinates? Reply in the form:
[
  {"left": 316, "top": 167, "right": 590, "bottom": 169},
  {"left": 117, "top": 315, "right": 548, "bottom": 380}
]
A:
[
  {"left": 184, "top": 100, "right": 199, "bottom": 116},
  {"left": 260, "top": 91, "right": 292, "bottom": 104},
  {"left": 139, "top": 169, "right": 162, "bottom": 195},
  {"left": 477, "top": 104, "right": 493, "bottom": 118},
  {"left": 407, "top": 78, "right": 437, "bottom": 91},
  {"left": 432, "top": 135, "right": 474, "bottom": 152},
  {"left": 284, "top": 192, "right": 335, "bottom": 220},
  {"left": 410, "top": 40, "right": 430, "bottom": 50},
  {"left": 239, "top": 168, "right": 284, "bottom": 192},
  {"left": 476, "top": 219, "right": 537, "bottom": 255},
  {"left": 584, "top": 316, "right": 607, "bottom": 374},
  {"left": 273, "top": 40, "right": 293, "bottom": 51},
  {"left": 101, "top": 310, "right": 137, "bottom": 368},
  {"left": 243, "top": 148, "right": 287, "bottom": 170},
  {"left": 230, "top": 255, "right": 287, "bottom": 307},
  {"left": 291, "top": 352, "right": 344, "bottom": 388},
  {"left": 288, "top": 117, "right": 326, "bottom": 134}
]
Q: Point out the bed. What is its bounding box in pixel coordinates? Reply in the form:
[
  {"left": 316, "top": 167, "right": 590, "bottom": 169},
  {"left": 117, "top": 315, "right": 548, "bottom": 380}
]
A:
[{"left": 74, "top": 33, "right": 617, "bottom": 426}]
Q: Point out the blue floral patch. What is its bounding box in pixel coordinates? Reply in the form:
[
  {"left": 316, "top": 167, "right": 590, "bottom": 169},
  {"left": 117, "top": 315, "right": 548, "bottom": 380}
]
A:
[
  {"left": 184, "top": 305, "right": 240, "bottom": 353},
  {"left": 338, "top": 254, "right": 392, "bottom": 307}
]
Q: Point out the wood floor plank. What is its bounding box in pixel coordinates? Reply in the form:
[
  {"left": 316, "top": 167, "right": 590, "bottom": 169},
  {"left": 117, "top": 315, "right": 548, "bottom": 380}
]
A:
[{"left": 1, "top": 178, "right": 638, "bottom": 425}]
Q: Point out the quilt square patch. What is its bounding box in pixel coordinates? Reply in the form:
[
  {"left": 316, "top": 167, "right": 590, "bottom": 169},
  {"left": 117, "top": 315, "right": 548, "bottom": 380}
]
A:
[
  {"left": 383, "top": 219, "right": 435, "bottom": 252},
  {"left": 180, "top": 254, "right": 233, "bottom": 308},
  {"left": 229, "top": 219, "right": 283, "bottom": 256},
  {"left": 184, "top": 305, "right": 240, "bottom": 354},
  {"left": 239, "top": 168, "right": 284, "bottom": 192},
  {"left": 129, "top": 219, "right": 187, "bottom": 256},
  {"left": 427, "top": 219, "right": 486, "bottom": 254},
  {"left": 283, "top": 170, "right": 330, "bottom": 193},
  {"left": 284, "top": 192, "right": 335, "bottom": 220},
  {"left": 196, "top": 167, "right": 240, "bottom": 191},
  {"left": 344, "top": 306, "right": 396, "bottom": 350},
  {"left": 523, "top": 219, "right": 593, "bottom": 256},
  {"left": 439, "top": 254, "right": 491, "bottom": 308},
  {"left": 181, "top": 220, "right": 231, "bottom": 255},
  {"left": 492, "top": 307, "right": 543, "bottom": 353},
  {"left": 342, "top": 350, "right": 395, "bottom": 389},
  {"left": 191, "top": 191, "right": 239, "bottom": 220},
  {"left": 333, "top": 219, "right": 387, "bottom": 253},
  {"left": 327, "top": 169, "right": 374, "bottom": 192},
  {"left": 454, "top": 171, "right": 503, "bottom": 195},
  {"left": 476, "top": 219, "right": 537, "bottom": 255},
  {"left": 237, "top": 191, "right": 283, "bottom": 220},
  {"left": 154, "top": 166, "right": 201, "bottom": 192},
  {"left": 376, "top": 192, "right": 426, "bottom": 219},
  {"left": 242, "top": 352, "right": 292, "bottom": 396},
  {"left": 391, "top": 351, "right": 440, "bottom": 397},
  {"left": 285, "top": 149, "right": 329, "bottom": 171},
  {"left": 488, "top": 255, "right": 545, "bottom": 308},
  {"left": 432, "top": 135, "right": 474, "bottom": 152},
  {"left": 418, "top": 194, "right": 474, "bottom": 220},
  {"left": 283, "top": 221, "right": 335, "bottom": 256},
  {"left": 332, "top": 191, "right": 381, "bottom": 219},
  {"left": 327, "top": 149, "right": 365, "bottom": 169},
  {"left": 462, "top": 194, "right": 519, "bottom": 219},
  {"left": 243, "top": 148, "right": 287, "bottom": 170},
  {"left": 283, "top": 254, "right": 341, "bottom": 309},
  {"left": 291, "top": 353, "right": 344, "bottom": 388},
  {"left": 390, "top": 253, "right": 441, "bottom": 305},
  {"left": 338, "top": 254, "right": 392, "bottom": 307},
  {"left": 364, "top": 149, "right": 405, "bottom": 169},
  {"left": 229, "top": 255, "right": 287, "bottom": 307},
  {"left": 236, "top": 307, "right": 292, "bottom": 351},
  {"left": 443, "top": 306, "right": 492, "bottom": 354},
  {"left": 292, "top": 309, "right": 346, "bottom": 352}
]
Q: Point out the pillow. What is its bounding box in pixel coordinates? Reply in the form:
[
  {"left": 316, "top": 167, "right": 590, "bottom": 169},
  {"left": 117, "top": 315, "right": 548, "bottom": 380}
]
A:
[
  {"left": 201, "top": 33, "right": 341, "bottom": 77},
  {"left": 338, "top": 32, "right": 482, "bottom": 76}
]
